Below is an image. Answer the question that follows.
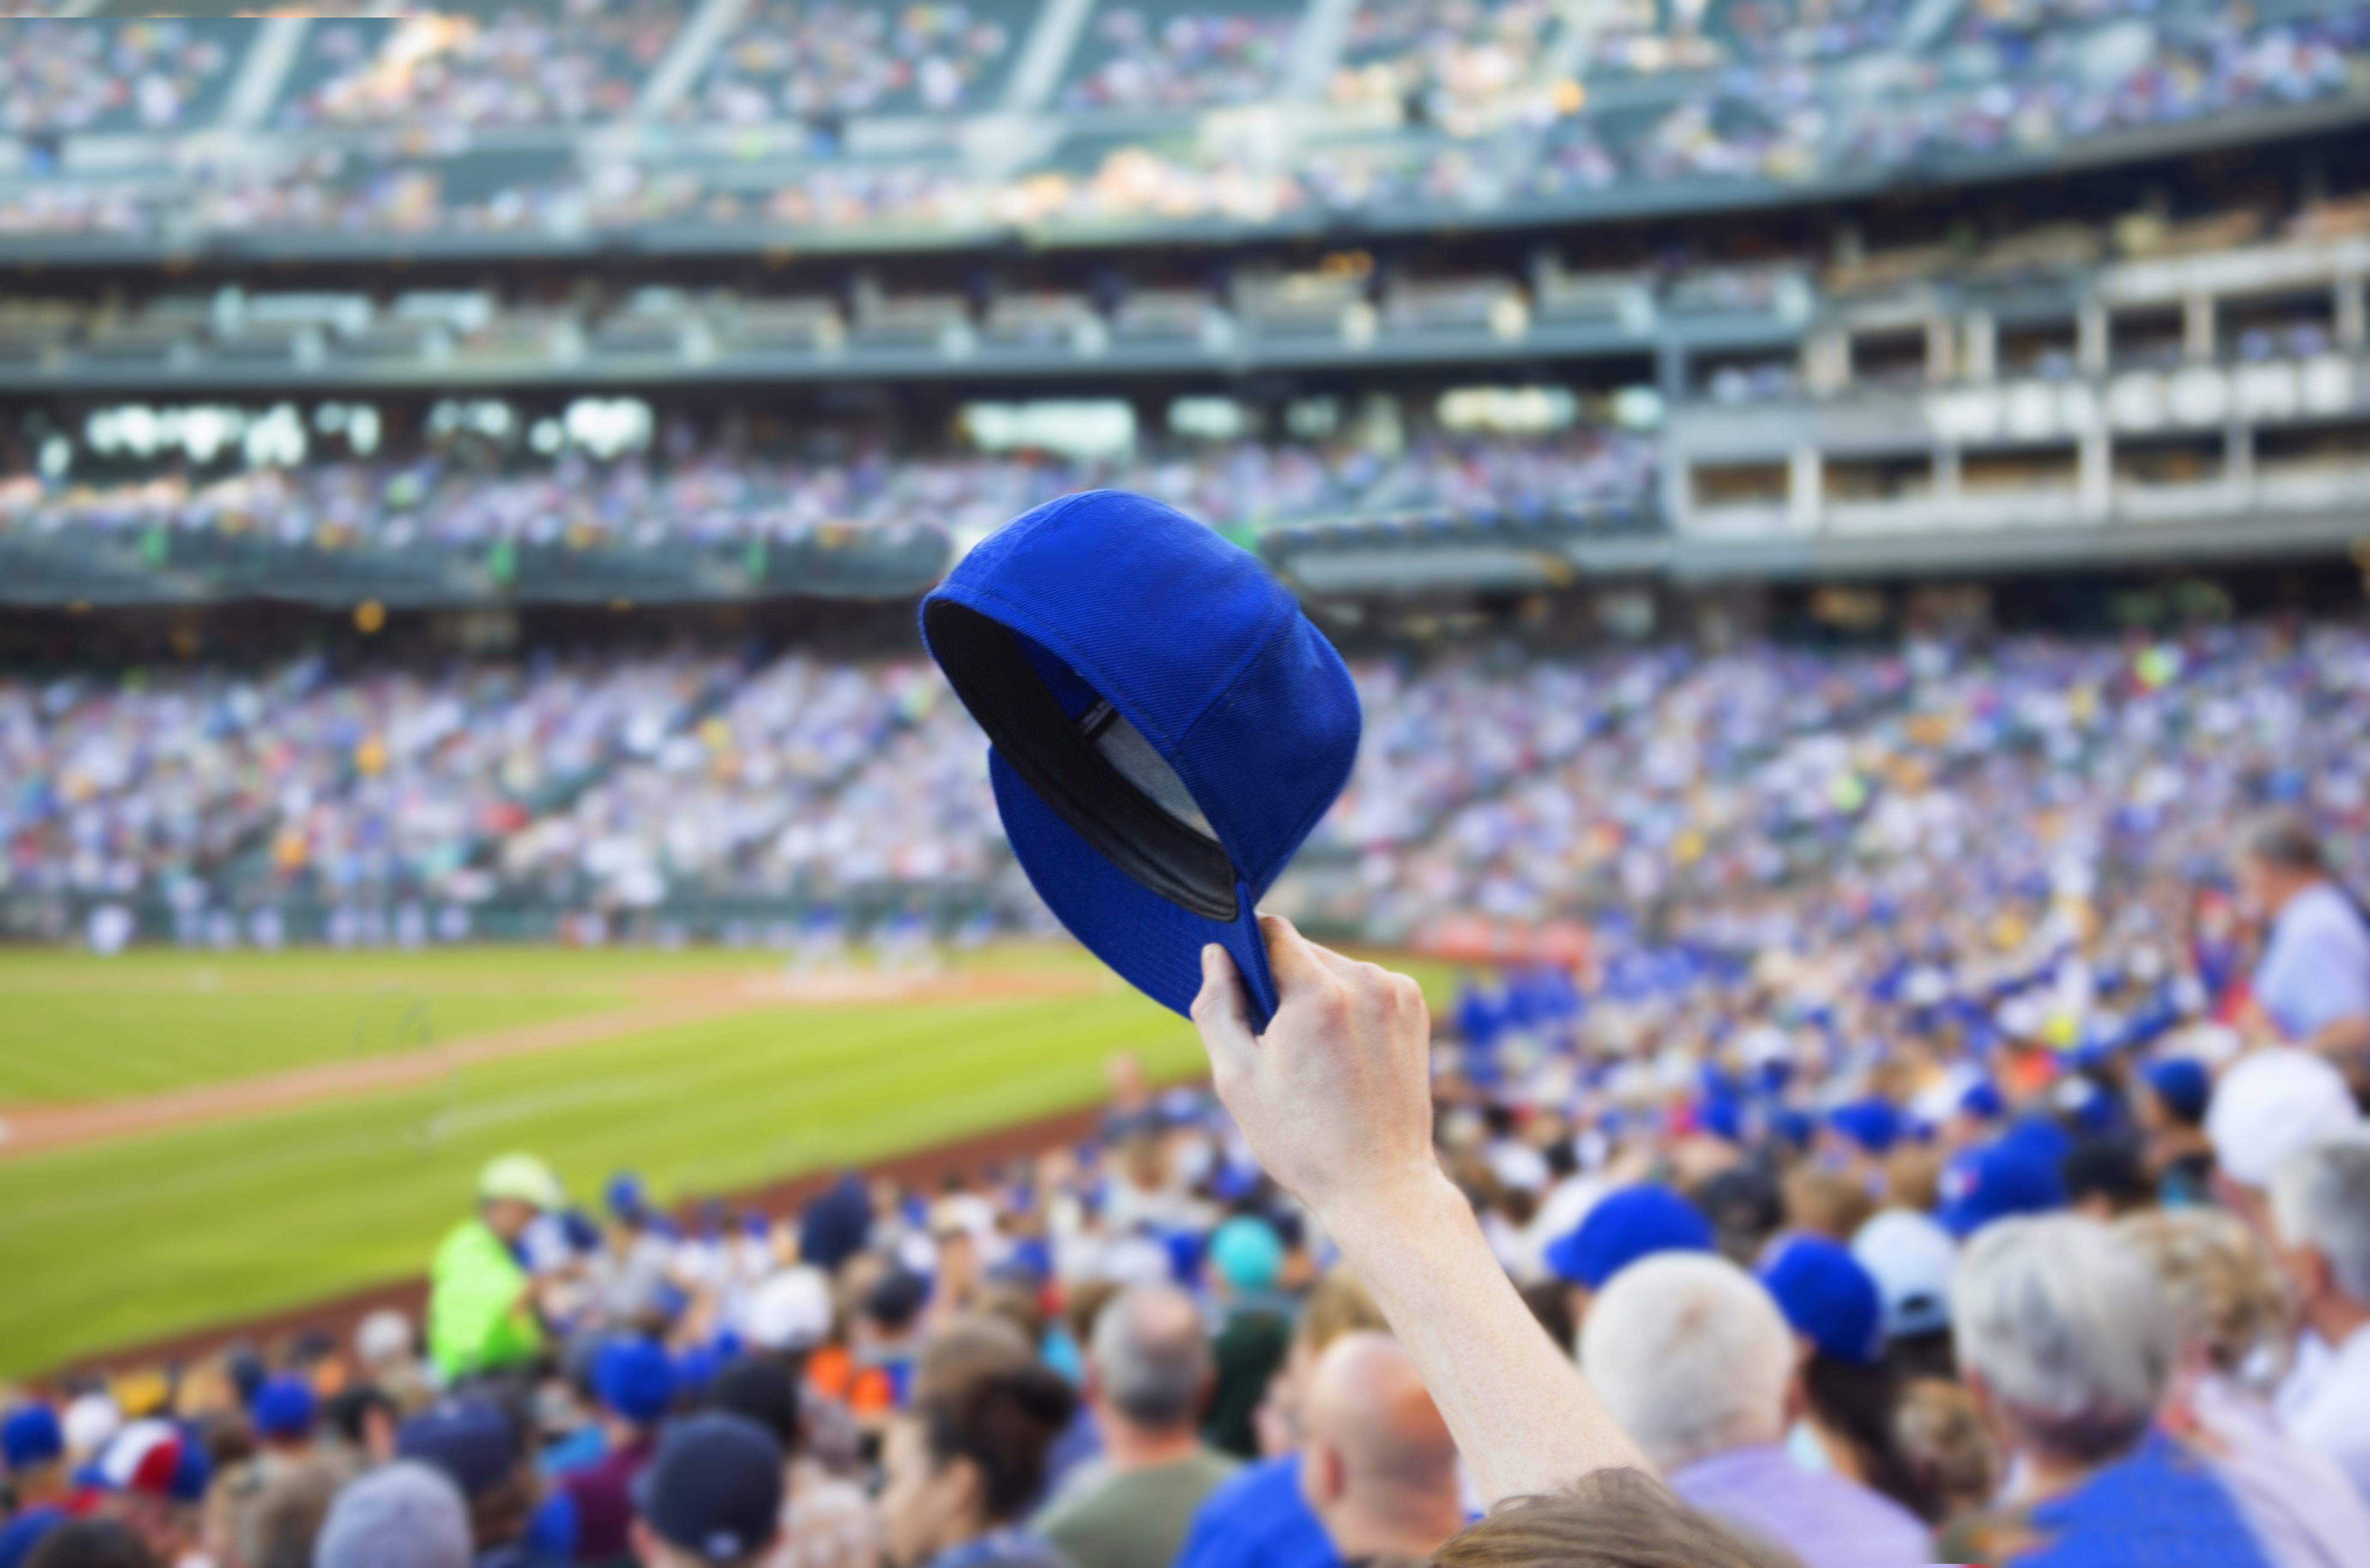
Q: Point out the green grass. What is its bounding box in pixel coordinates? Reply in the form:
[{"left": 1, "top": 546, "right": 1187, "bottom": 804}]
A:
[
  {"left": 0, "top": 950, "right": 713, "bottom": 1103},
  {"left": 0, "top": 943, "right": 1461, "bottom": 1376}
]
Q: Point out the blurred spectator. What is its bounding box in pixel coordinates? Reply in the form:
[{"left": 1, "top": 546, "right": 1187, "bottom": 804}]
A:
[
  {"left": 1942, "top": 1215, "right": 2268, "bottom": 1564},
  {"left": 1756, "top": 1236, "right": 1929, "bottom": 1518},
  {"left": 1200, "top": 1218, "right": 1291, "bottom": 1460},
  {"left": 1176, "top": 1268, "right": 1387, "bottom": 1568},
  {"left": 220, "top": 1375, "right": 351, "bottom": 1568},
  {"left": 877, "top": 1362, "right": 1075, "bottom": 1568},
  {"left": 314, "top": 1461, "right": 470, "bottom": 1568},
  {"left": 627, "top": 1415, "right": 784, "bottom": 1568},
  {"left": 1891, "top": 1379, "right": 1999, "bottom": 1527},
  {"left": 1430, "top": 1469, "right": 1797, "bottom": 1566},
  {"left": 555, "top": 1340, "right": 674, "bottom": 1561},
  {"left": 431, "top": 1155, "right": 565, "bottom": 1384},
  {"left": 2140, "top": 1060, "right": 2218, "bottom": 1207},
  {"left": 1581, "top": 1252, "right": 1931, "bottom": 1567},
  {"left": 706, "top": 1358, "right": 880, "bottom": 1568},
  {"left": 2118, "top": 1207, "right": 2370, "bottom": 1568},
  {"left": 1850, "top": 1208, "right": 1958, "bottom": 1383},
  {"left": 1543, "top": 1184, "right": 1714, "bottom": 1330},
  {"left": 2234, "top": 814, "right": 2370, "bottom": 1064},
  {"left": 1038, "top": 1285, "right": 1235, "bottom": 1568},
  {"left": 2207, "top": 1051, "right": 2359, "bottom": 1213},
  {"left": 22, "top": 1520, "right": 157, "bottom": 1568},
  {"left": 1295, "top": 1334, "right": 1461, "bottom": 1563},
  {"left": 396, "top": 1400, "right": 561, "bottom": 1568},
  {"left": 77, "top": 1423, "right": 210, "bottom": 1568},
  {"left": 2268, "top": 1133, "right": 2370, "bottom": 1506}
]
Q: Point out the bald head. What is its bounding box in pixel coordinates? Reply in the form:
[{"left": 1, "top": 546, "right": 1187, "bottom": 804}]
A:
[
  {"left": 1090, "top": 1284, "right": 1210, "bottom": 1430},
  {"left": 1301, "top": 1334, "right": 1462, "bottom": 1560}
]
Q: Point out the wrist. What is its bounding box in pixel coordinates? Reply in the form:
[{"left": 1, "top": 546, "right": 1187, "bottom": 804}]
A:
[{"left": 1312, "top": 1165, "right": 1466, "bottom": 1250}]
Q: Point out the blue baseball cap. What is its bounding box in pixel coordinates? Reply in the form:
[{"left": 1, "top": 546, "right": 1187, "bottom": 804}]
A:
[
  {"left": 248, "top": 1376, "right": 316, "bottom": 1441},
  {"left": 1936, "top": 1141, "right": 2068, "bottom": 1238},
  {"left": 1544, "top": 1185, "right": 1715, "bottom": 1289},
  {"left": 2143, "top": 1058, "right": 2210, "bottom": 1125},
  {"left": 1827, "top": 1099, "right": 1902, "bottom": 1157},
  {"left": 633, "top": 1414, "right": 783, "bottom": 1564},
  {"left": 1759, "top": 1236, "right": 1886, "bottom": 1366},
  {"left": 396, "top": 1400, "right": 517, "bottom": 1499},
  {"left": 922, "top": 491, "right": 1360, "bottom": 1031},
  {"left": 1, "top": 1406, "right": 61, "bottom": 1472},
  {"left": 593, "top": 1339, "right": 675, "bottom": 1425}
]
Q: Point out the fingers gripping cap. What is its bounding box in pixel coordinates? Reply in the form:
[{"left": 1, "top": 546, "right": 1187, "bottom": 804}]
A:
[{"left": 923, "top": 491, "right": 1360, "bottom": 1030}]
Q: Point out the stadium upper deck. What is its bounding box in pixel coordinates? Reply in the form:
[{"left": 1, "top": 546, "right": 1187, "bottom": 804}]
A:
[{"left": 0, "top": 0, "right": 2364, "bottom": 255}]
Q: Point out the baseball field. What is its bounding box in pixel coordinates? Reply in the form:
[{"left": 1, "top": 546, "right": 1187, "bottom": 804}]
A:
[{"left": 0, "top": 941, "right": 1455, "bottom": 1379}]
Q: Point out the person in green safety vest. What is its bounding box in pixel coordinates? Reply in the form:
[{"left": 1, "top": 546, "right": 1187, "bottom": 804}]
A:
[{"left": 429, "top": 1152, "right": 566, "bottom": 1383}]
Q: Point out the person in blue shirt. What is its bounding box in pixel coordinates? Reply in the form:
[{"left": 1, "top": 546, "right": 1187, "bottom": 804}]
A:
[
  {"left": 1938, "top": 1215, "right": 2273, "bottom": 1567},
  {"left": 2235, "top": 812, "right": 2370, "bottom": 1067}
]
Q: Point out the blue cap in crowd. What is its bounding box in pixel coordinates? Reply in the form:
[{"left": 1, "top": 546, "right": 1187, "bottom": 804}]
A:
[
  {"left": 594, "top": 1339, "right": 676, "bottom": 1425},
  {"left": 1958, "top": 1080, "right": 2005, "bottom": 1122},
  {"left": 633, "top": 1414, "right": 784, "bottom": 1564},
  {"left": 2143, "top": 1058, "right": 2211, "bottom": 1125},
  {"left": 1827, "top": 1099, "right": 1902, "bottom": 1157},
  {"left": 921, "top": 490, "right": 1361, "bottom": 1032},
  {"left": 396, "top": 1400, "right": 517, "bottom": 1499},
  {"left": 1937, "top": 1141, "right": 2069, "bottom": 1238},
  {"left": 1, "top": 1406, "right": 61, "bottom": 1472},
  {"left": 1759, "top": 1236, "right": 1886, "bottom": 1366},
  {"left": 2001, "top": 1115, "right": 2073, "bottom": 1167},
  {"left": 248, "top": 1376, "right": 316, "bottom": 1442},
  {"left": 1545, "top": 1185, "right": 1715, "bottom": 1290}
]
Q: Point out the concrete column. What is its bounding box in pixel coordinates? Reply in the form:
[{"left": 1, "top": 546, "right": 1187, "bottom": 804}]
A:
[
  {"left": 2079, "top": 302, "right": 2109, "bottom": 374},
  {"left": 1789, "top": 448, "right": 1823, "bottom": 532},
  {"left": 2337, "top": 277, "right": 2366, "bottom": 349},
  {"left": 1964, "top": 314, "right": 1996, "bottom": 383},
  {"left": 1935, "top": 445, "right": 1961, "bottom": 505},
  {"left": 2225, "top": 424, "right": 2253, "bottom": 493},
  {"left": 2184, "top": 294, "right": 2216, "bottom": 362},
  {"left": 1658, "top": 342, "right": 1689, "bottom": 401},
  {"left": 1926, "top": 318, "right": 1957, "bottom": 384},
  {"left": 2080, "top": 430, "right": 2112, "bottom": 519}
]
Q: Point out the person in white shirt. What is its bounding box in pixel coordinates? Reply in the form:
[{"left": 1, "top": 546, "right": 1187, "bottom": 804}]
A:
[
  {"left": 2269, "top": 1131, "right": 2370, "bottom": 1506},
  {"left": 2236, "top": 814, "right": 2370, "bottom": 1065}
]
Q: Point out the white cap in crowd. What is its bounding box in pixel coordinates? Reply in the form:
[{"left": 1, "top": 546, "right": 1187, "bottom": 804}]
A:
[{"left": 2207, "top": 1049, "right": 2362, "bottom": 1188}]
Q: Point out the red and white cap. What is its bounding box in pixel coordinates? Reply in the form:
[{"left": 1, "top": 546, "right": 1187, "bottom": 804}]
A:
[{"left": 79, "top": 1419, "right": 208, "bottom": 1502}]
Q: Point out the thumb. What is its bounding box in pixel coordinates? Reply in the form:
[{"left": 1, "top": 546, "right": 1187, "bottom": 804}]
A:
[
  {"left": 1191, "top": 943, "right": 1257, "bottom": 1078},
  {"left": 1258, "top": 913, "right": 1331, "bottom": 1001}
]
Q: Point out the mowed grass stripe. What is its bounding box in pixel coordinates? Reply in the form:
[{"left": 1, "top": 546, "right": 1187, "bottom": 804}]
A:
[{"left": 0, "top": 988, "right": 1201, "bottom": 1376}]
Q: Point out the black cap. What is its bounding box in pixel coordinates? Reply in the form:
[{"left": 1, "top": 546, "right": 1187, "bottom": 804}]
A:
[
  {"left": 863, "top": 1269, "right": 929, "bottom": 1331},
  {"left": 707, "top": 1358, "right": 799, "bottom": 1449},
  {"left": 395, "top": 1399, "right": 517, "bottom": 1499},
  {"left": 634, "top": 1414, "right": 784, "bottom": 1562}
]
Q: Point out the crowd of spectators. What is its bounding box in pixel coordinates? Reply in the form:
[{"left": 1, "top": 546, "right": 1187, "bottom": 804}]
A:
[
  {"left": 0, "top": 428, "right": 1658, "bottom": 551},
  {"left": 7, "top": 0, "right": 2361, "bottom": 236},
  {"left": 681, "top": 1, "right": 1021, "bottom": 121},
  {"left": 277, "top": 7, "right": 683, "bottom": 129},
  {"left": 4, "top": 775, "right": 2369, "bottom": 1565}
]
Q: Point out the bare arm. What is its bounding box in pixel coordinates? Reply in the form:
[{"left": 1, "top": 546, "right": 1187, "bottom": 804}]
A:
[{"left": 1191, "top": 918, "right": 1651, "bottom": 1505}]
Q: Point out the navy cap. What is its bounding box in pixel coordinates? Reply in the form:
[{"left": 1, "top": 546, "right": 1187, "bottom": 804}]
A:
[
  {"left": 633, "top": 1414, "right": 783, "bottom": 1564},
  {"left": 249, "top": 1376, "right": 316, "bottom": 1441},
  {"left": 2143, "top": 1058, "right": 2210, "bottom": 1125},
  {"left": 922, "top": 491, "right": 1360, "bottom": 1031},
  {"left": 1544, "top": 1185, "right": 1715, "bottom": 1289},
  {"left": 1827, "top": 1099, "right": 1902, "bottom": 1157},
  {"left": 2, "top": 1406, "right": 61, "bottom": 1471},
  {"left": 1759, "top": 1236, "right": 1886, "bottom": 1366},
  {"left": 1936, "top": 1141, "right": 2068, "bottom": 1238},
  {"left": 594, "top": 1339, "right": 675, "bottom": 1425},
  {"left": 396, "top": 1400, "right": 517, "bottom": 1499}
]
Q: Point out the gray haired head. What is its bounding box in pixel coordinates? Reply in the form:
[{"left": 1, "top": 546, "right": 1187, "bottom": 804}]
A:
[
  {"left": 1952, "top": 1216, "right": 2175, "bottom": 1464},
  {"left": 2273, "top": 1130, "right": 2370, "bottom": 1301},
  {"left": 315, "top": 1462, "right": 470, "bottom": 1568},
  {"left": 2238, "top": 810, "right": 2325, "bottom": 873},
  {"left": 1089, "top": 1283, "right": 1211, "bottom": 1430}
]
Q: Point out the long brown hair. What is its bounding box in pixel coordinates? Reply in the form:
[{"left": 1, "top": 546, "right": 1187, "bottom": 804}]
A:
[{"left": 1435, "top": 1470, "right": 1804, "bottom": 1568}]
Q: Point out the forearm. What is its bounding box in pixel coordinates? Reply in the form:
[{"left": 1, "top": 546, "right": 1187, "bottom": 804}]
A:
[
  {"left": 2305, "top": 1013, "right": 2370, "bottom": 1060},
  {"left": 1317, "top": 1170, "right": 1651, "bottom": 1504}
]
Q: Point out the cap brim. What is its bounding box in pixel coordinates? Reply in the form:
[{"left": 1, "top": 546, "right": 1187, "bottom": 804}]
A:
[{"left": 993, "top": 749, "right": 1279, "bottom": 1030}]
